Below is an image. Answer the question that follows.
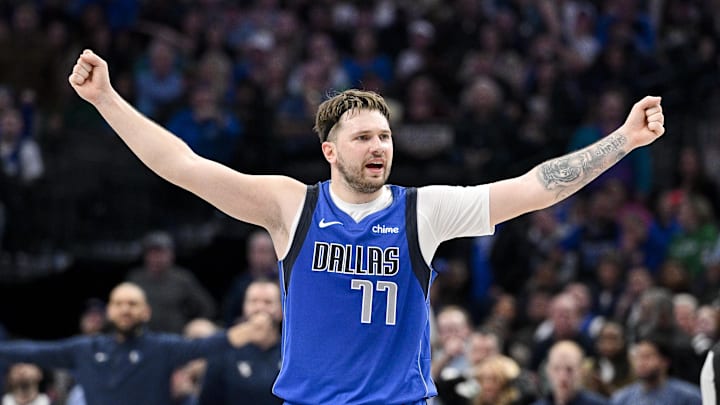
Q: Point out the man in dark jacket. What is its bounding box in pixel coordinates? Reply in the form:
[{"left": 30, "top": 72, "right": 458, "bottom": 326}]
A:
[
  {"left": 199, "top": 279, "right": 283, "bottom": 405},
  {"left": 0, "top": 282, "right": 272, "bottom": 405},
  {"left": 126, "top": 231, "right": 216, "bottom": 333}
]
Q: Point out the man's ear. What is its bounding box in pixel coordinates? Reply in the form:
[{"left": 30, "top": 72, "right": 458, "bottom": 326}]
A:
[{"left": 321, "top": 141, "right": 336, "bottom": 163}]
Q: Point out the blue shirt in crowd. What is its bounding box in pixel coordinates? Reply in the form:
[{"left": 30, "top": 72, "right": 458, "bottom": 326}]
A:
[
  {"left": 610, "top": 378, "right": 702, "bottom": 405},
  {"left": 0, "top": 331, "right": 232, "bottom": 405}
]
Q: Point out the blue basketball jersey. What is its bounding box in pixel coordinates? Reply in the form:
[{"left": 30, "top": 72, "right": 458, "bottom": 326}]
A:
[{"left": 273, "top": 181, "right": 437, "bottom": 404}]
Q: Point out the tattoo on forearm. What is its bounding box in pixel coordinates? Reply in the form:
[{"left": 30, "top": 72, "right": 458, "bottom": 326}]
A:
[{"left": 537, "top": 132, "right": 627, "bottom": 199}]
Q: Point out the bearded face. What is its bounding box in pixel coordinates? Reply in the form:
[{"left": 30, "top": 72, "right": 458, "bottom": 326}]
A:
[{"left": 336, "top": 146, "right": 391, "bottom": 194}]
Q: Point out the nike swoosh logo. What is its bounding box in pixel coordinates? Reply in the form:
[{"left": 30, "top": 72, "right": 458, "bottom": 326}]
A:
[{"left": 319, "top": 218, "right": 343, "bottom": 228}]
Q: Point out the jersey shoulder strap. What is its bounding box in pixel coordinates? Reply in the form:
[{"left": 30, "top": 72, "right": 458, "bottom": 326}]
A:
[
  {"left": 282, "top": 183, "right": 320, "bottom": 290},
  {"left": 404, "top": 187, "right": 431, "bottom": 298}
]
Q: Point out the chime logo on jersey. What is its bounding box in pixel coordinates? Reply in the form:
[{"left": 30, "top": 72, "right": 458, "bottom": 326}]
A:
[
  {"left": 372, "top": 224, "right": 399, "bottom": 234},
  {"left": 311, "top": 241, "right": 400, "bottom": 276}
]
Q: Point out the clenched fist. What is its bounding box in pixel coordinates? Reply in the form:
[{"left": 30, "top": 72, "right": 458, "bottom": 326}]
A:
[
  {"left": 621, "top": 96, "right": 666, "bottom": 149},
  {"left": 68, "top": 49, "right": 114, "bottom": 106}
]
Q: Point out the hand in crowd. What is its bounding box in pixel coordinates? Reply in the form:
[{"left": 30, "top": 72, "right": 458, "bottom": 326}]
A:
[{"left": 227, "top": 312, "right": 277, "bottom": 349}]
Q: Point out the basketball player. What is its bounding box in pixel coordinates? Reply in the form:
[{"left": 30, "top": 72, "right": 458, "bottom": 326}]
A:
[{"left": 68, "top": 49, "right": 665, "bottom": 404}]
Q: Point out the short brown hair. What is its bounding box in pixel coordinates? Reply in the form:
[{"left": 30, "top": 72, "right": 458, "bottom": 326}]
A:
[{"left": 313, "top": 89, "right": 390, "bottom": 142}]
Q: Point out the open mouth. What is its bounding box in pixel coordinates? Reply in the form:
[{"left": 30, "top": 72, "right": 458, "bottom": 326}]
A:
[
  {"left": 365, "top": 162, "right": 385, "bottom": 175},
  {"left": 365, "top": 157, "right": 385, "bottom": 168}
]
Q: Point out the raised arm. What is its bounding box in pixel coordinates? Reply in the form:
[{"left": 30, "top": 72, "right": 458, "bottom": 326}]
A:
[
  {"left": 67, "top": 50, "right": 305, "bottom": 254},
  {"left": 0, "top": 338, "right": 83, "bottom": 370},
  {"left": 488, "top": 96, "right": 665, "bottom": 226}
]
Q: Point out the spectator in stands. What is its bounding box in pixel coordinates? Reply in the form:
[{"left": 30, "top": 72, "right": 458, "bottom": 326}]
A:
[
  {"left": 0, "top": 108, "right": 42, "bottom": 185},
  {"left": 454, "top": 75, "right": 516, "bottom": 185},
  {"left": 616, "top": 194, "right": 656, "bottom": 268},
  {"left": 596, "top": 0, "right": 656, "bottom": 56},
  {"left": 582, "top": 321, "right": 633, "bottom": 397},
  {"left": 611, "top": 334, "right": 701, "bottom": 405},
  {"left": 273, "top": 59, "right": 329, "bottom": 173},
  {"left": 391, "top": 75, "right": 457, "bottom": 186},
  {"left": 614, "top": 265, "right": 654, "bottom": 323},
  {"left": 509, "top": 289, "right": 552, "bottom": 368},
  {"left": 77, "top": 299, "right": 106, "bottom": 336},
  {"left": 531, "top": 293, "right": 595, "bottom": 371},
  {"left": 491, "top": 207, "right": 575, "bottom": 295},
  {"left": 2, "top": 363, "right": 49, "bottom": 405},
  {"left": 194, "top": 50, "right": 233, "bottom": 112},
  {"left": 667, "top": 194, "right": 718, "bottom": 281},
  {"left": 672, "top": 146, "right": 720, "bottom": 217},
  {"left": 480, "top": 294, "right": 518, "bottom": 344},
  {"left": 172, "top": 318, "right": 219, "bottom": 405},
  {"left": 134, "top": 39, "right": 185, "bottom": 121},
  {"left": 222, "top": 229, "right": 277, "bottom": 327},
  {"left": 341, "top": 28, "right": 393, "bottom": 89},
  {"left": 674, "top": 293, "right": 699, "bottom": 337},
  {"left": 395, "top": 19, "right": 436, "bottom": 81},
  {"left": 533, "top": 340, "right": 608, "bottom": 405},
  {"left": 564, "top": 282, "right": 605, "bottom": 339},
  {"left": 469, "top": 330, "right": 502, "bottom": 368},
  {"left": 65, "top": 299, "right": 107, "bottom": 405},
  {"left": 657, "top": 261, "right": 690, "bottom": 303},
  {"left": 628, "top": 288, "right": 703, "bottom": 384},
  {"left": 472, "top": 355, "right": 528, "bottom": 405},
  {"left": 561, "top": 3, "right": 601, "bottom": 70},
  {"left": 562, "top": 190, "right": 621, "bottom": 281},
  {"left": 590, "top": 254, "right": 624, "bottom": 319},
  {"left": 0, "top": 108, "right": 43, "bottom": 253},
  {"left": 166, "top": 84, "right": 243, "bottom": 166},
  {"left": 436, "top": 329, "right": 504, "bottom": 405},
  {"left": 0, "top": 4, "right": 52, "bottom": 100},
  {"left": 693, "top": 247, "right": 720, "bottom": 304},
  {"left": 126, "top": 231, "right": 216, "bottom": 334},
  {"left": 645, "top": 190, "right": 682, "bottom": 274},
  {"left": 432, "top": 306, "right": 474, "bottom": 383},
  {"left": 693, "top": 306, "right": 718, "bottom": 356},
  {"left": 287, "top": 32, "right": 348, "bottom": 98},
  {"left": 0, "top": 282, "right": 270, "bottom": 405},
  {"left": 199, "top": 279, "right": 283, "bottom": 405}
]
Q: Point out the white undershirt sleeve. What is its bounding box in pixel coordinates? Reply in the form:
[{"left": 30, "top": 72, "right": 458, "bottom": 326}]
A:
[{"left": 416, "top": 185, "right": 494, "bottom": 265}]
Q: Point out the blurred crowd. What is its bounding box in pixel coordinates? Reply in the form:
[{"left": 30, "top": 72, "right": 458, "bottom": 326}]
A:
[{"left": 1, "top": 0, "right": 720, "bottom": 403}]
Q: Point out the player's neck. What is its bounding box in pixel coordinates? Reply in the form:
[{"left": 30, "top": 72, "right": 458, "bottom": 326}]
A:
[{"left": 329, "top": 180, "right": 385, "bottom": 204}]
